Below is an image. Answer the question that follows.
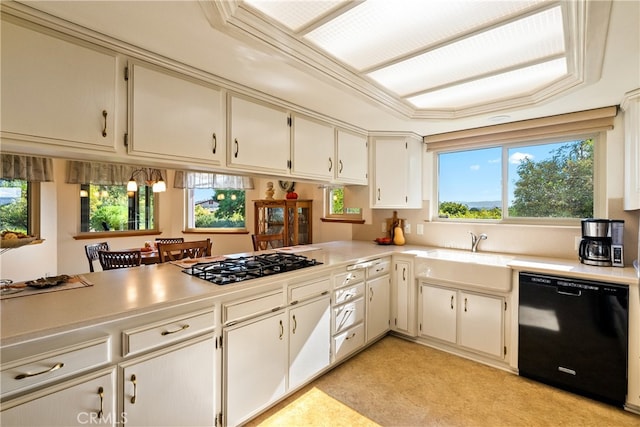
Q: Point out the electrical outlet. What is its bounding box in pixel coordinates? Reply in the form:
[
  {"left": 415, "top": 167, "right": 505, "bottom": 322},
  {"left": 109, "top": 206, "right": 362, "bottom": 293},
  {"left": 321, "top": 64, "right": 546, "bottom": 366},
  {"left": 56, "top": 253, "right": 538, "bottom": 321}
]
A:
[
  {"left": 404, "top": 223, "right": 411, "bottom": 234},
  {"left": 417, "top": 224, "right": 424, "bottom": 235},
  {"left": 381, "top": 222, "right": 387, "bottom": 233}
]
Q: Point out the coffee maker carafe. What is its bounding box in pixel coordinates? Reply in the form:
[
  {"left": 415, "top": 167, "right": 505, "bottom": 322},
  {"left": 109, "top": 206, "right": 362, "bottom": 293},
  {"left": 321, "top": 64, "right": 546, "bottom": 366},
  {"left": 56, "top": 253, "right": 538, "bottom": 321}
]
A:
[{"left": 579, "top": 219, "right": 612, "bottom": 266}]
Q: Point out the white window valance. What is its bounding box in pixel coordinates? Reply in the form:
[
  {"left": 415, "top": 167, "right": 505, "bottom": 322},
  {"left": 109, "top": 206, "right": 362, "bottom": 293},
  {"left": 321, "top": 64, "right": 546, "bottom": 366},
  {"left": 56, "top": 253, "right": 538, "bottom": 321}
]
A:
[
  {"left": 174, "top": 171, "right": 254, "bottom": 190},
  {"left": 65, "top": 161, "right": 167, "bottom": 186},
  {"left": 1, "top": 154, "right": 54, "bottom": 182}
]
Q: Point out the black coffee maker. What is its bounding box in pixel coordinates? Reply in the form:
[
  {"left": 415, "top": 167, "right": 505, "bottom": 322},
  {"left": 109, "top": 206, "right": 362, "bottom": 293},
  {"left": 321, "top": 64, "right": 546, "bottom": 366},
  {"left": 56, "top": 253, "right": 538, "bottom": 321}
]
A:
[{"left": 578, "top": 219, "right": 612, "bottom": 266}]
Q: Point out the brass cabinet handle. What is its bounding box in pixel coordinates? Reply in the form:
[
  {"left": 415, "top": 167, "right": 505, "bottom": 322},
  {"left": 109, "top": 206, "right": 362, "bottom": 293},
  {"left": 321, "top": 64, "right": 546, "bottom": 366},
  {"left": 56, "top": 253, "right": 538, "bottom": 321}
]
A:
[
  {"left": 97, "top": 386, "right": 104, "bottom": 418},
  {"left": 345, "top": 331, "right": 357, "bottom": 340},
  {"left": 339, "top": 160, "right": 344, "bottom": 173},
  {"left": 14, "top": 362, "right": 64, "bottom": 380},
  {"left": 328, "top": 157, "right": 333, "bottom": 172},
  {"left": 212, "top": 132, "right": 217, "bottom": 154},
  {"left": 450, "top": 295, "right": 454, "bottom": 310},
  {"left": 130, "top": 374, "right": 137, "bottom": 404},
  {"left": 279, "top": 320, "right": 284, "bottom": 340},
  {"left": 292, "top": 315, "right": 297, "bottom": 334},
  {"left": 464, "top": 297, "right": 468, "bottom": 312},
  {"left": 101, "top": 110, "right": 108, "bottom": 137},
  {"left": 161, "top": 324, "right": 189, "bottom": 336},
  {"left": 369, "top": 287, "right": 374, "bottom": 302},
  {"left": 377, "top": 188, "right": 381, "bottom": 201},
  {"left": 402, "top": 267, "right": 406, "bottom": 281},
  {"left": 234, "top": 138, "right": 239, "bottom": 158}
]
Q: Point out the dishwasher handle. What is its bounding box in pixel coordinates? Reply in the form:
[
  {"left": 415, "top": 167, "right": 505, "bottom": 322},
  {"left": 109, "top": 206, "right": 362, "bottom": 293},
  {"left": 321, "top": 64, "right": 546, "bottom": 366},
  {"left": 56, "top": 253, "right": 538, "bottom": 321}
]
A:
[{"left": 556, "top": 286, "right": 582, "bottom": 297}]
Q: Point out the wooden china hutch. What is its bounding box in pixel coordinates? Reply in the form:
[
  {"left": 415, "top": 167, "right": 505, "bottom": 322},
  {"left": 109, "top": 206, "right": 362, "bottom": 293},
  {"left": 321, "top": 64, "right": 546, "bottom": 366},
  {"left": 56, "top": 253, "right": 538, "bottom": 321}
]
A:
[{"left": 253, "top": 200, "right": 312, "bottom": 247}]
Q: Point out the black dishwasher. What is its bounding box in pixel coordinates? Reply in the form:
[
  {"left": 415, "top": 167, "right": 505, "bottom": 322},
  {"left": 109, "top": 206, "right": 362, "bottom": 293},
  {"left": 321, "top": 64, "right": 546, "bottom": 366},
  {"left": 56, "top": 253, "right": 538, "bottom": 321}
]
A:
[{"left": 518, "top": 272, "right": 628, "bottom": 406}]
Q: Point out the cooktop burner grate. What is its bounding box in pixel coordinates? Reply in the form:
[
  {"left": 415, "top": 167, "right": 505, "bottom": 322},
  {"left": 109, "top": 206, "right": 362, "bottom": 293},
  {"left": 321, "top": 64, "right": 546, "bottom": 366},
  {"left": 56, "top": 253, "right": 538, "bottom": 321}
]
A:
[{"left": 182, "top": 253, "right": 321, "bottom": 285}]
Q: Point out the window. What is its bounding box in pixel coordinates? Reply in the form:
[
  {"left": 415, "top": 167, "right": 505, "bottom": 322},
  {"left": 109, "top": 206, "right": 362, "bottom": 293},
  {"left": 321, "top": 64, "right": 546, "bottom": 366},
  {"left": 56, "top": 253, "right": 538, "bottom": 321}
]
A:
[
  {"left": 0, "top": 179, "right": 40, "bottom": 235},
  {"left": 79, "top": 184, "right": 157, "bottom": 232},
  {"left": 324, "top": 186, "right": 362, "bottom": 220},
  {"left": 437, "top": 137, "right": 595, "bottom": 222},
  {"left": 185, "top": 188, "right": 246, "bottom": 231}
]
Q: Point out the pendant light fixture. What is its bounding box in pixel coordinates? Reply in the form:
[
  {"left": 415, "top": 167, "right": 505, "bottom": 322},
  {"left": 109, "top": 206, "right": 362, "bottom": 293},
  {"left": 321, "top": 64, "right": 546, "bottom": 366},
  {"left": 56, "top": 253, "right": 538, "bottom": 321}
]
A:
[{"left": 127, "top": 168, "right": 166, "bottom": 195}]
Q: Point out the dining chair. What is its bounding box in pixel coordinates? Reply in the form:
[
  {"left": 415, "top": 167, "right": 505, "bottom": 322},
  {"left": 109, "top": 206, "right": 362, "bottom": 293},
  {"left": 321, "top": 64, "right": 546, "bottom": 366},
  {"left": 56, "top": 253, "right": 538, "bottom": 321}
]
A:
[
  {"left": 157, "top": 239, "right": 211, "bottom": 262},
  {"left": 98, "top": 250, "right": 142, "bottom": 270},
  {"left": 155, "top": 237, "right": 185, "bottom": 245},
  {"left": 252, "top": 233, "right": 285, "bottom": 251},
  {"left": 85, "top": 242, "right": 110, "bottom": 272}
]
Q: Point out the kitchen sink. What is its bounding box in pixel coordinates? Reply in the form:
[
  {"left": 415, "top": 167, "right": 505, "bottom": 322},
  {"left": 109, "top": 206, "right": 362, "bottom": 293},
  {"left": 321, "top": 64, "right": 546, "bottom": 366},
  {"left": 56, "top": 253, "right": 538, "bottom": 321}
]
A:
[{"left": 407, "top": 249, "right": 514, "bottom": 292}]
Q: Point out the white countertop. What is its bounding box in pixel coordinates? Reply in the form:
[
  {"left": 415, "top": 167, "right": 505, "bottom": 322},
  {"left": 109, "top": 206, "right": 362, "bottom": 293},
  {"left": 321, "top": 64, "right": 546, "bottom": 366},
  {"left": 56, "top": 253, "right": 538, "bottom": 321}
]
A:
[{"left": 1, "top": 240, "right": 637, "bottom": 346}]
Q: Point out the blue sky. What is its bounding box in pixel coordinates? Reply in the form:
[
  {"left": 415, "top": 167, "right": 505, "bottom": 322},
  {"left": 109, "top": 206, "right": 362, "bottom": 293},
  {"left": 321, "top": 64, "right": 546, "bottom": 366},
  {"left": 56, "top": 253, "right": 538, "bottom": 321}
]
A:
[{"left": 438, "top": 142, "right": 568, "bottom": 205}]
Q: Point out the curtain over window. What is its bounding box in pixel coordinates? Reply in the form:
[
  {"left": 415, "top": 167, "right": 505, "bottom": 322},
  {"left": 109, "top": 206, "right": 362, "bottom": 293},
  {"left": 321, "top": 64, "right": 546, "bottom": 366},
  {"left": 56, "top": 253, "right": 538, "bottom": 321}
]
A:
[
  {"left": 174, "top": 171, "right": 254, "bottom": 189},
  {"left": 65, "top": 161, "right": 166, "bottom": 186},
  {"left": 1, "top": 154, "right": 54, "bottom": 181}
]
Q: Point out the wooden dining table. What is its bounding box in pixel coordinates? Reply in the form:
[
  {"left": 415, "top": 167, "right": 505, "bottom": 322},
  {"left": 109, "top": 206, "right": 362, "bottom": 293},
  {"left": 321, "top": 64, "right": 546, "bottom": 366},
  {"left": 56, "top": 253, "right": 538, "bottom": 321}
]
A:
[{"left": 131, "top": 249, "right": 160, "bottom": 265}]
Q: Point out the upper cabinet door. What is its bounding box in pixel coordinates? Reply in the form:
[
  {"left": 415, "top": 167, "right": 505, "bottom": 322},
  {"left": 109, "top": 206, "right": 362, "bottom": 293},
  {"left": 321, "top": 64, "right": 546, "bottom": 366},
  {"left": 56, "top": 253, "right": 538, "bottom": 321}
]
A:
[
  {"left": 336, "top": 129, "right": 368, "bottom": 185},
  {"left": 228, "top": 95, "right": 290, "bottom": 175},
  {"left": 1, "top": 20, "right": 117, "bottom": 152},
  {"left": 127, "top": 62, "right": 224, "bottom": 166},
  {"left": 371, "top": 135, "right": 422, "bottom": 209},
  {"left": 291, "top": 115, "right": 334, "bottom": 180}
]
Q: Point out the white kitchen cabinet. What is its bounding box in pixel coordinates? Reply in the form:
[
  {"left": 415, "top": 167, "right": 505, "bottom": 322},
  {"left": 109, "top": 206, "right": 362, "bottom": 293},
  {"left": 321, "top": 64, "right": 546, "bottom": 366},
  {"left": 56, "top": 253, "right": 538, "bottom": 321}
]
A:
[
  {"left": 419, "top": 284, "right": 457, "bottom": 344},
  {"left": 622, "top": 89, "right": 640, "bottom": 210},
  {"left": 227, "top": 95, "right": 290, "bottom": 174},
  {"left": 458, "top": 292, "right": 503, "bottom": 357},
  {"left": 332, "top": 269, "right": 366, "bottom": 362},
  {"left": 224, "top": 310, "right": 287, "bottom": 427},
  {"left": 1, "top": 19, "right": 117, "bottom": 152},
  {"left": 120, "top": 335, "right": 215, "bottom": 427},
  {"left": 391, "top": 258, "right": 417, "bottom": 337},
  {"left": 291, "top": 114, "right": 335, "bottom": 180},
  {"left": 336, "top": 129, "right": 368, "bottom": 185},
  {"left": 127, "top": 62, "right": 224, "bottom": 166},
  {"left": 371, "top": 134, "right": 423, "bottom": 208},
  {"left": 289, "top": 295, "right": 331, "bottom": 390},
  {"left": 419, "top": 283, "right": 505, "bottom": 358},
  {"left": 0, "top": 369, "right": 116, "bottom": 427},
  {"left": 366, "top": 258, "right": 391, "bottom": 343}
]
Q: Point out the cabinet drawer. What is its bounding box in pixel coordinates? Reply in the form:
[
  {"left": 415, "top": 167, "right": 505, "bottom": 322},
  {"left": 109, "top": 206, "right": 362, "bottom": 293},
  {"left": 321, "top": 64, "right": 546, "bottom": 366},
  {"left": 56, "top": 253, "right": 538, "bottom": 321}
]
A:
[
  {"left": 122, "top": 309, "right": 215, "bottom": 357},
  {"left": 289, "top": 278, "right": 330, "bottom": 303},
  {"left": 223, "top": 291, "right": 283, "bottom": 325},
  {"left": 333, "top": 297, "right": 364, "bottom": 334},
  {"left": 1, "top": 336, "right": 110, "bottom": 399},
  {"left": 333, "top": 282, "right": 364, "bottom": 305},
  {"left": 334, "top": 270, "right": 365, "bottom": 288},
  {"left": 333, "top": 323, "right": 365, "bottom": 362},
  {"left": 367, "top": 258, "right": 391, "bottom": 279}
]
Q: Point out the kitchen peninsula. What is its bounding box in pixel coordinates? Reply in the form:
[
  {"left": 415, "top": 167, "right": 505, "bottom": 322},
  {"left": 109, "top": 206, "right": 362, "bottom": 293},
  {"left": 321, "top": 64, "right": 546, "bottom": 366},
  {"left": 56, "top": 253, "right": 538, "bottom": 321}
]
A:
[{"left": 1, "top": 241, "right": 639, "bottom": 426}]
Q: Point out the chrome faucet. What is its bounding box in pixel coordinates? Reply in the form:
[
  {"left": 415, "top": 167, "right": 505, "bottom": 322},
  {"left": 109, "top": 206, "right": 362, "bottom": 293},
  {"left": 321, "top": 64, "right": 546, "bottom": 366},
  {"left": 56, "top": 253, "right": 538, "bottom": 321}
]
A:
[{"left": 469, "top": 232, "right": 487, "bottom": 252}]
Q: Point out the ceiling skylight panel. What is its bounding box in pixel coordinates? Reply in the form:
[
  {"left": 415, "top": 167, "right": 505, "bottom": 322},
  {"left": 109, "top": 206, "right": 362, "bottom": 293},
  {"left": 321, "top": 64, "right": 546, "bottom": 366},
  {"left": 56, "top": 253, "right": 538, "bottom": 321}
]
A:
[
  {"left": 368, "top": 6, "right": 565, "bottom": 96},
  {"left": 242, "top": 0, "right": 348, "bottom": 32},
  {"left": 407, "top": 58, "right": 567, "bottom": 109},
  {"left": 304, "top": 0, "right": 547, "bottom": 71}
]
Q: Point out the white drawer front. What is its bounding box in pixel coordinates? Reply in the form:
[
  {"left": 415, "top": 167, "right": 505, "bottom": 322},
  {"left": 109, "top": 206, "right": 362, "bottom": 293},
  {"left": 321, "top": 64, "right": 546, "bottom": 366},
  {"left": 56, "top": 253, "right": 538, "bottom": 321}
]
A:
[
  {"left": 333, "top": 323, "right": 365, "bottom": 362},
  {"left": 367, "top": 258, "right": 391, "bottom": 279},
  {"left": 223, "top": 291, "right": 283, "bottom": 325},
  {"left": 290, "top": 278, "right": 330, "bottom": 303},
  {"left": 333, "top": 282, "right": 364, "bottom": 306},
  {"left": 1, "top": 336, "right": 110, "bottom": 399},
  {"left": 122, "top": 309, "right": 215, "bottom": 357},
  {"left": 333, "top": 297, "right": 364, "bottom": 334},
  {"left": 334, "top": 270, "right": 365, "bottom": 289}
]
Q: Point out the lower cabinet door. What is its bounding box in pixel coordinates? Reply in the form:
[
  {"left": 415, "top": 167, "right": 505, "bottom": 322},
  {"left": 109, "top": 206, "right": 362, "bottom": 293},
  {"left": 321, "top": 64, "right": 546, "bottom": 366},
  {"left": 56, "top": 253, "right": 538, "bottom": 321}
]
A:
[
  {"left": 121, "top": 336, "right": 215, "bottom": 427},
  {"left": 459, "top": 292, "right": 504, "bottom": 357},
  {"left": 224, "top": 311, "right": 287, "bottom": 427},
  {"left": 289, "top": 296, "right": 330, "bottom": 390},
  {"left": 0, "top": 369, "right": 116, "bottom": 427},
  {"left": 419, "top": 284, "right": 457, "bottom": 344}
]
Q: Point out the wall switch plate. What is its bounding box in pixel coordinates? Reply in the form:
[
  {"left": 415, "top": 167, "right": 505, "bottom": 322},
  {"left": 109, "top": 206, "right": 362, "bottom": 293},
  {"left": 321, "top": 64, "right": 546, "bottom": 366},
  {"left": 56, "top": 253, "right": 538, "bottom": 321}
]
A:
[
  {"left": 404, "top": 224, "right": 411, "bottom": 234},
  {"left": 417, "top": 224, "right": 424, "bottom": 235}
]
